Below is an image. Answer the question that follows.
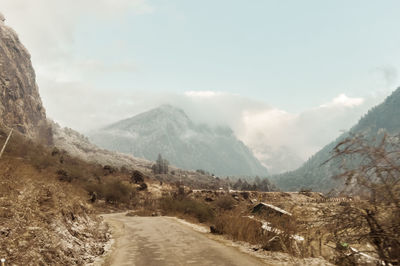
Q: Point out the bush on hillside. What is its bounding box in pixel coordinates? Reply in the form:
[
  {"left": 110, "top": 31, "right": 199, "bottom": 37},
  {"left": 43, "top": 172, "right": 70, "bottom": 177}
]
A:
[
  {"left": 131, "top": 170, "right": 144, "bottom": 184},
  {"left": 86, "top": 180, "right": 136, "bottom": 204},
  {"left": 159, "top": 196, "right": 215, "bottom": 223},
  {"left": 214, "top": 195, "right": 236, "bottom": 210}
]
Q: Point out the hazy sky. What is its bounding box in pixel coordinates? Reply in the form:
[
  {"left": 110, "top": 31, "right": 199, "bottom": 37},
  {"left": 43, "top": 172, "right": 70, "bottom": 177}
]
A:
[{"left": 1, "top": 0, "right": 399, "bottom": 163}]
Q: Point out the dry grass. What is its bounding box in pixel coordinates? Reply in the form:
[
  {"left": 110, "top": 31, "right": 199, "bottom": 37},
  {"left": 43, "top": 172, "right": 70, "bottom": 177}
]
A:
[
  {"left": 159, "top": 195, "right": 215, "bottom": 223},
  {"left": 214, "top": 214, "right": 265, "bottom": 244},
  {"left": 85, "top": 180, "right": 137, "bottom": 205},
  {"left": 1, "top": 127, "right": 144, "bottom": 207},
  {"left": 214, "top": 195, "right": 236, "bottom": 210},
  {"left": 0, "top": 156, "right": 108, "bottom": 265},
  {"left": 213, "top": 211, "right": 302, "bottom": 255}
]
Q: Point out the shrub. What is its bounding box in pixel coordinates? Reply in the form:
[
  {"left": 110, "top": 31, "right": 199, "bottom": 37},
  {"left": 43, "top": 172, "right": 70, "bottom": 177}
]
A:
[
  {"left": 214, "top": 195, "right": 236, "bottom": 210},
  {"left": 30, "top": 153, "right": 55, "bottom": 170},
  {"left": 57, "top": 169, "right": 72, "bottom": 182},
  {"left": 86, "top": 180, "right": 135, "bottom": 204},
  {"left": 240, "top": 191, "right": 250, "bottom": 199},
  {"left": 131, "top": 170, "right": 144, "bottom": 184},
  {"left": 159, "top": 196, "right": 215, "bottom": 223},
  {"left": 213, "top": 212, "right": 301, "bottom": 255},
  {"left": 103, "top": 181, "right": 132, "bottom": 203},
  {"left": 214, "top": 214, "right": 266, "bottom": 245},
  {"left": 137, "top": 182, "right": 148, "bottom": 191},
  {"left": 103, "top": 165, "right": 116, "bottom": 175}
]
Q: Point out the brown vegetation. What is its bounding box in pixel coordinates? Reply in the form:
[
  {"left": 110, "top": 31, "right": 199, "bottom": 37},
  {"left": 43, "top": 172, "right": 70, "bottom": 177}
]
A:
[
  {"left": 214, "top": 195, "right": 236, "bottom": 210},
  {"left": 159, "top": 195, "right": 215, "bottom": 223},
  {"left": 0, "top": 138, "right": 108, "bottom": 264},
  {"left": 6, "top": 125, "right": 399, "bottom": 265},
  {"left": 0, "top": 126, "right": 153, "bottom": 264},
  {"left": 324, "top": 133, "right": 400, "bottom": 265},
  {"left": 85, "top": 180, "right": 137, "bottom": 205}
]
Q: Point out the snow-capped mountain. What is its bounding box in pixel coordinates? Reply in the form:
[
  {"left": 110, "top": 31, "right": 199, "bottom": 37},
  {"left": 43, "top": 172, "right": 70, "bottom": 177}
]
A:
[{"left": 89, "top": 105, "right": 268, "bottom": 176}]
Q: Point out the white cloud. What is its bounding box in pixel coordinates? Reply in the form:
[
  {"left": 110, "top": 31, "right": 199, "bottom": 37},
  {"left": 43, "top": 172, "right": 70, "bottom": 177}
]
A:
[
  {"left": 237, "top": 93, "right": 377, "bottom": 168},
  {"left": 1, "top": 0, "right": 152, "bottom": 82},
  {"left": 184, "top": 90, "right": 224, "bottom": 98},
  {"left": 320, "top": 93, "right": 364, "bottom": 108}
]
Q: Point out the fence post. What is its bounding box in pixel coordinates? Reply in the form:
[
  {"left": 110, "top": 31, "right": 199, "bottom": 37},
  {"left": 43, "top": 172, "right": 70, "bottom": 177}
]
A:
[{"left": 0, "top": 128, "right": 13, "bottom": 159}]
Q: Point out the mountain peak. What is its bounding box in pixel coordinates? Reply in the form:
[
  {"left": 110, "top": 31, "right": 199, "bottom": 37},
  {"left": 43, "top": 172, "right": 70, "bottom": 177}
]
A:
[
  {"left": 105, "top": 104, "right": 191, "bottom": 132},
  {"left": 90, "top": 106, "right": 268, "bottom": 176},
  {"left": 158, "top": 104, "right": 181, "bottom": 111},
  {"left": 151, "top": 104, "right": 189, "bottom": 118}
]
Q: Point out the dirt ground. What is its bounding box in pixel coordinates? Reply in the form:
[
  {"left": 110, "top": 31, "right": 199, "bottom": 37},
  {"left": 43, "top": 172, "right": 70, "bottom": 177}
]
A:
[{"left": 98, "top": 213, "right": 267, "bottom": 266}]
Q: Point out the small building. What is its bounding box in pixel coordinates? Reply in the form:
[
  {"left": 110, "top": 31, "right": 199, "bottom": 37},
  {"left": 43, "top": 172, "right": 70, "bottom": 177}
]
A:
[{"left": 251, "top": 202, "right": 292, "bottom": 217}]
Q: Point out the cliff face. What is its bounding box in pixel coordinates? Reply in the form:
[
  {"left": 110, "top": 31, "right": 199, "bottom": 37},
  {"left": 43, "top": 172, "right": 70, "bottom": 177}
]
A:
[{"left": 0, "top": 14, "right": 48, "bottom": 141}]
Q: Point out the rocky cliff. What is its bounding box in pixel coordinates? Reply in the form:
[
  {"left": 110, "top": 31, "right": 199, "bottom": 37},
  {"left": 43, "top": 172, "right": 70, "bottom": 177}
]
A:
[{"left": 0, "top": 14, "right": 49, "bottom": 141}]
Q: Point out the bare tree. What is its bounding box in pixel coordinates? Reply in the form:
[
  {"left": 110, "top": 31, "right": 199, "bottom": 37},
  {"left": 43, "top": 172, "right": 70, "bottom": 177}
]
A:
[{"left": 326, "top": 133, "right": 400, "bottom": 265}]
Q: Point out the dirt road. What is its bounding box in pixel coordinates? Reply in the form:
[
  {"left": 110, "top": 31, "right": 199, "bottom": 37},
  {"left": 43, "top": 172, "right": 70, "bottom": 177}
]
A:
[{"left": 100, "top": 213, "right": 266, "bottom": 266}]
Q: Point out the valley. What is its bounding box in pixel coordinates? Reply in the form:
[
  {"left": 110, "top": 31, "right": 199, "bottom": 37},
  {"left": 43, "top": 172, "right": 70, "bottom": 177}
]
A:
[{"left": 0, "top": 4, "right": 399, "bottom": 266}]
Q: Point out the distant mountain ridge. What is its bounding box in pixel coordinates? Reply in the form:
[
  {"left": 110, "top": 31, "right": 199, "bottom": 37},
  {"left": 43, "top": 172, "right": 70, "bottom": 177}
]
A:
[
  {"left": 89, "top": 105, "right": 269, "bottom": 177},
  {"left": 271, "top": 87, "right": 400, "bottom": 192}
]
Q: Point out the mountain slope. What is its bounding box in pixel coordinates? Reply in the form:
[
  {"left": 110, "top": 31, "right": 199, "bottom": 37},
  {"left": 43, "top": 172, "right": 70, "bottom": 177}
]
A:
[
  {"left": 0, "top": 15, "right": 109, "bottom": 264},
  {"left": 89, "top": 105, "right": 268, "bottom": 176},
  {"left": 0, "top": 16, "right": 50, "bottom": 142},
  {"left": 271, "top": 88, "right": 400, "bottom": 192}
]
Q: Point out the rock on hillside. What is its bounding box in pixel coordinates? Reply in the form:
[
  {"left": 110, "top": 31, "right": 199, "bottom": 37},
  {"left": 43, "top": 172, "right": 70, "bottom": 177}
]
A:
[
  {"left": 89, "top": 105, "right": 269, "bottom": 177},
  {"left": 272, "top": 87, "right": 400, "bottom": 192},
  {"left": 0, "top": 14, "right": 49, "bottom": 141}
]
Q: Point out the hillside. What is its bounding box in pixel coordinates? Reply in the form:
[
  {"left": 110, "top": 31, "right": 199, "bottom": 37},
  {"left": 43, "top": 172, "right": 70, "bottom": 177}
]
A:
[
  {"left": 51, "top": 121, "right": 152, "bottom": 172},
  {"left": 0, "top": 15, "right": 112, "bottom": 264},
  {"left": 271, "top": 87, "right": 400, "bottom": 192},
  {"left": 89, "top": 105, "right": 269, "bottom": 177},
  {"left": 0, "top": 124, "right": 112, "bottom": 264}
]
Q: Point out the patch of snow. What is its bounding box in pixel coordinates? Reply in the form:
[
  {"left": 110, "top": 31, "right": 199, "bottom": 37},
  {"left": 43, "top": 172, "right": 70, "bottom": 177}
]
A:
[
  {"left": 247, "top": 216, "right": 304, "bottom": 242},
  {"left": 170, "top": 217, "right": 209, "bottom": 233},
  {"left": 256, "top": 202, "right": 292, "bottom": 216}
]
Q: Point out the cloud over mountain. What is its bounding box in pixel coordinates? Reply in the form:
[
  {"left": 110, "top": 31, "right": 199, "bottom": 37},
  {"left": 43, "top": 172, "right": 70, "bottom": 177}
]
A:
[{"left": 37, "top": 84, "right": 382, "bottom": 173}]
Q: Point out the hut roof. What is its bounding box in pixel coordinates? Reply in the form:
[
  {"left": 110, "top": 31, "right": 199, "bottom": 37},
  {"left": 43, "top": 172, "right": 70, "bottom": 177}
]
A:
[{"left": 252, "top": 202, "right": 292, "bottom": 216}]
